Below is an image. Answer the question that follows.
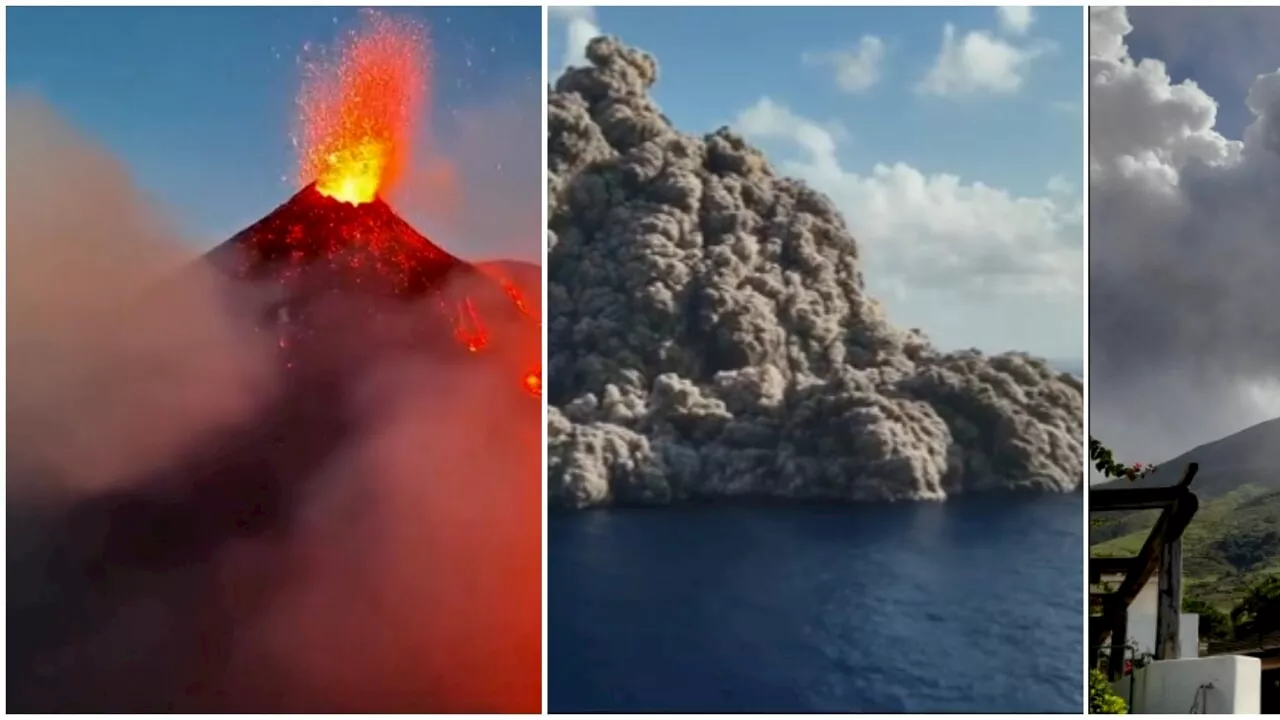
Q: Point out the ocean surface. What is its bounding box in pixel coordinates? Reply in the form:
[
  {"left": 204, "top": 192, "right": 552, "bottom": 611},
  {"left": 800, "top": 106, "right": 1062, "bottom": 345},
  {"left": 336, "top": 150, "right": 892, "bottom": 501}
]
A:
[{"left": 548, "top": 495, "right": 1083, "bottom": 713}]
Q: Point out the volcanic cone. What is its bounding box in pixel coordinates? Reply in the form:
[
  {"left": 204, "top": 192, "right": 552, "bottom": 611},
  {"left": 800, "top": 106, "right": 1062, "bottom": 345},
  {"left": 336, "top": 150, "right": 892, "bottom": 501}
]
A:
[{"left": 208, "top": 182, "right": 463, "bottom": 294}]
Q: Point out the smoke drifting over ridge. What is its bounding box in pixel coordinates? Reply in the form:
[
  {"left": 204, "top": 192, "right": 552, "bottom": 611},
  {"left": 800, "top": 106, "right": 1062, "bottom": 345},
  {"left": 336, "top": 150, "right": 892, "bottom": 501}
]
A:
[
  {"left": 6, "top": 96, "right": 540, "bottom": 712},
  {"left": 1089, "top": 7, "right": 1280, "bottom": 463},
  {"left": 7, "top": 96, "right": 282, "bottom": 501},
  {"left": 393, "top": 82, "right": 543, "bottom": 264},
  {"left": 546, "top": 38, "right": 1083, "bottom": 508}
]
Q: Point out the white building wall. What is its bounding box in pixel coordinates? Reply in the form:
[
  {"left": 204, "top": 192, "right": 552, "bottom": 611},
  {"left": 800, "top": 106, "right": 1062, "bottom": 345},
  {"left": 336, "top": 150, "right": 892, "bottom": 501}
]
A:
[
  {"left": 1115, "top": 655, "right": 1262, "bottom": 714},
  {"left": 1117, "top": 576, "right": 1200, "bottom": 659},
  {"left": 1128, "top": 612, "right": 1200, "bottom": 659},
  {"left": 1131, "top": 578, "right": 1158, "bottom": 615}
]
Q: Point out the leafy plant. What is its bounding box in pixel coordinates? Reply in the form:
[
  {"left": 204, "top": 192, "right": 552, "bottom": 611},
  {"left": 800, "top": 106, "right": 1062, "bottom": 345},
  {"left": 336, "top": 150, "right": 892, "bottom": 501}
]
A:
[
  {"left": 1230, "top": 575, "right": 1280, "bottom": 638},
  {"left": 1090, "top": 437, "right": 1155, "bottom": 482},
  {"left": 1093, "top": 638, "right": 1151, "bottom": 681},
  {"left": 1183, "top": 596, "right": 1233, "bottom": 640},
  {"left": 1089, "top": 668, "right": 1128, "bottom": 714}
]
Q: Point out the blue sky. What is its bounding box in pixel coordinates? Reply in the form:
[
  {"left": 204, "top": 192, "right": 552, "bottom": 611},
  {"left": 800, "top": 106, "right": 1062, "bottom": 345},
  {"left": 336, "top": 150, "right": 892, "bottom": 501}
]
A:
[
  {"left": 550, "top": 6, "right": 1084, "bottom": 360},
  {"left": 7, "top": 6, "right": 541, "bottom": 261}
]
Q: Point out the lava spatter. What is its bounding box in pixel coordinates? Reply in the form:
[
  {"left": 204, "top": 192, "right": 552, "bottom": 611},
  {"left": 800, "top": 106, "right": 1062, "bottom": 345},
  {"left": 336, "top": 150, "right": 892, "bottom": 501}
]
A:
[
  {"left": 205, "top": 11, "right": 538, "bottom": 390},
  {"left": 297, "top": 10, "right": 426, "bottom": 205},
  {"left": 523, "top": 368, "right": 541, "bottom": 398}
]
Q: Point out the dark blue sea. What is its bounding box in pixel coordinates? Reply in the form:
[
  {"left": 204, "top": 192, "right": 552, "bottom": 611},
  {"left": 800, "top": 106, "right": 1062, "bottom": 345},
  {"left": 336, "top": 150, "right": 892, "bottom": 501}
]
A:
[{"left": 548, "top": 495, "right": 1083, "bottom": 713}]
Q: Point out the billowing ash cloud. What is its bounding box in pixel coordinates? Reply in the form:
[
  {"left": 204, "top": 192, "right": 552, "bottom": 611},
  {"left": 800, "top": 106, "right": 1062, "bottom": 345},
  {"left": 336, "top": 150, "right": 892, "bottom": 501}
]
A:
[
  {"left": 1089, "top": 7, "right": 1280, "bottom": 463},
  {"left": 546, "top": 37, "right": 1083, "bottom": 508}
]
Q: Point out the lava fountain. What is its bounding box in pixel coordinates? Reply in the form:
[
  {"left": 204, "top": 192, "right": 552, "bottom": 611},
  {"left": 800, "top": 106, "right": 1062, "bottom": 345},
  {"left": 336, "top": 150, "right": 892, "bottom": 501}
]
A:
[
  {"left": 297, "top": 10, "right": 425, "bottom": 205},
  {"left": 203, "top": 10, "right": 539, "bottom": 396}
]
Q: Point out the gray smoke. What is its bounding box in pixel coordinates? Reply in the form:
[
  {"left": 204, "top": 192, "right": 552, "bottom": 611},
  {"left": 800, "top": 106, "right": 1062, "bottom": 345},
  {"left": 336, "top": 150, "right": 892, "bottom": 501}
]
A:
[
  {"left": 1089, "top": 7, "right": 1280, "bottom": 463},
  {"left": 546, "top": 37, "right": 1083, "bottom": 508}
]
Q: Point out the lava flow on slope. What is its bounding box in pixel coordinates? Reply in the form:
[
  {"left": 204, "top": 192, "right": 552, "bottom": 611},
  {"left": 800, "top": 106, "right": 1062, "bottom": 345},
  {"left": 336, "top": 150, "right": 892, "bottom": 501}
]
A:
[
  {"left": 209, "top": 181, "right": 463, "bottom": 295},
  {"left": 203, "top": 180, "right": 512, "bottom": 369}
]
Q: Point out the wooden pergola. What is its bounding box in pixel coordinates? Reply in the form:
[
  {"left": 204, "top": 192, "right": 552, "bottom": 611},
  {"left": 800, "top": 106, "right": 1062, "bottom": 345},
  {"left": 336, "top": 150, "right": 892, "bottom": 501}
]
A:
[
  {"left": 1089, "top": 463, "right": 1200, "bottom": 680},
  {"left": 1206, "top": 631, "right": 1280, "bottom": 671}
]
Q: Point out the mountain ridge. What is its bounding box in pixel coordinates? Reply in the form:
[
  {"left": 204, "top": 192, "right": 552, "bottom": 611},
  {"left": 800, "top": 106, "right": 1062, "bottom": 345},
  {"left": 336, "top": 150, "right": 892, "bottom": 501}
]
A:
[{"left": 1092, "top": 416, "right": 1280, "bottom": 606}]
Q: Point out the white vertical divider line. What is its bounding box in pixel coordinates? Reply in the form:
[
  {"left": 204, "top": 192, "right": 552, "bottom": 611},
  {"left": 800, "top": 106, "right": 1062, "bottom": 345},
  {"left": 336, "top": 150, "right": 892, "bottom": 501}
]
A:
[
  {"left": 1080, "top": 3, "right": 1093, "bottom": 711},
  {"left": 540, "top": 3, "right": 551, "bottom": 715}
]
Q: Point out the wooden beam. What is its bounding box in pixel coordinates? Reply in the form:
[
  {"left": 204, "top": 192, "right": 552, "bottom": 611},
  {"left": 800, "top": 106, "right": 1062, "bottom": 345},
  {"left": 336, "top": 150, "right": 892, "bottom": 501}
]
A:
[
  {"left": 1089, "top": 615, "right": 1106, "bottom": 654},
  {"left": 1154, "top": 535, "right": 1183, "bottom": 660},
  {"left": 1090, "top": 485, "right": 1182, "bottom": 511},
  {"left": 1090, "top": 556, "right": 1136, "bottom": 585},
  {"left": 1110, "top": 492, "right": 1199, "bottom": 610},
  {"left": 1093, "top": 556, "right": 1136, "bottom": 575},
  {"left": 1205, "top": 630, "right": 1280, "bottom": 657},
  {"left": 1107, "top": 598, "right": 1128, "bottom": 681},
  {"left": 1174, "top": 462, "right": 1199, "bottom": 488},
  {"left": 1089, "top": 463, "right": 1199, "bottom": 511}
]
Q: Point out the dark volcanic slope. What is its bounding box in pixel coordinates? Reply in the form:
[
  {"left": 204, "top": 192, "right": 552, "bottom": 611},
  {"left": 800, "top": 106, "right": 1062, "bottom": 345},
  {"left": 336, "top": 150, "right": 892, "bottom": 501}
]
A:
[
  {"left": 206, "top": 183, "right": 532, "bottom": 372},
  {"left": 546, "top": 38, "right": 1083, "bottom": 508},
  {"left": 1096, "top": 417, "right": 1280, "bottom": 499},
  {"left": 7, "top": 185, "right": 520, "bottom": 712}
]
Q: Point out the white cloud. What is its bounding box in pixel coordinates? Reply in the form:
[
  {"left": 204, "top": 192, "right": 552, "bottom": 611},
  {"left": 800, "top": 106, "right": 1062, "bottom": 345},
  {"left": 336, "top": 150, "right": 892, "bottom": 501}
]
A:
[
  {"left": 997, "top": 6, "right": 1035, "bottom": 36},
  {"left": 1045, "top": 174, "right": 1074, "bottom": 196},
  {"left": 916, "top": 23, "right": 1047, "bottom": 97},
  {"left": 802, "top": 35, "right": 886, "bottom": 94},
  {"left": 549, "top": 6, "right": 602, "bottom": 75},
  {"left": 1088, "top": 6, "right": 1280, "bottom": 460},
  {"left": 732, "top": 97, "right": 1082, "bottom": 354},
  {"left": 736, "top": 98, "right": 846, "bottom": 174}
]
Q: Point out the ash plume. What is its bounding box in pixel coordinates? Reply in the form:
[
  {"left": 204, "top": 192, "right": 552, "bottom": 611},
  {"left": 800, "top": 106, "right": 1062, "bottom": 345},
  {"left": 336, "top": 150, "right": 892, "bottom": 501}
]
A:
[
  {"left": 546, "top": 38, "right": 1083, "bottom": 508},
  {"left": 394, "top": 82, "right": 543, "bottom": 264},
  {"left": 7, "top": 97, "right": 540, "bottom": 712},
  {"left": 1089, "top": 7, "right": 1280, "bottom": 462},
  {"left": 6, "top": 96, "right": 280, "bottom": 502}
]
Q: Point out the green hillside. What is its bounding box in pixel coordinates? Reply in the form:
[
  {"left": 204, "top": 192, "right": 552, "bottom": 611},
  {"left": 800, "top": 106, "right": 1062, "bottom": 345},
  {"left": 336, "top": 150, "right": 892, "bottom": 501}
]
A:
[
  {"left": 1092, "top": 418, "right": 1280, "bottom": 610},
  {"left": 1092, "top": 484, "right": 1280, "bottom": 608}
]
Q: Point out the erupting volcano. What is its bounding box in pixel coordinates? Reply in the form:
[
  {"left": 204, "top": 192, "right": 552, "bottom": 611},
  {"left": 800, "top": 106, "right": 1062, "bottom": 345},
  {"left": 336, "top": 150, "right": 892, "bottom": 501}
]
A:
[
  {"left": 203, "top": 10, "right": 537, "bottom": 388},
  {"left": 61, "top": 10, "right": 542, "bottom": 575},
  {"left": 8, "top": 9, "right": 541, "bottom": 714}
]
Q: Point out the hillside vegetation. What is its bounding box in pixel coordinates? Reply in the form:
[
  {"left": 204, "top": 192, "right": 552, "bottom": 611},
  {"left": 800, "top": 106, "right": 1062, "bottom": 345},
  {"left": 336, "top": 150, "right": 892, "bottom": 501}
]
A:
[
  {"left": 1091, "top": 418, "right": 1280, "bottom": 610},
  {"left": 1092, "top": 485, "right": 1280, "bottom": 607}
]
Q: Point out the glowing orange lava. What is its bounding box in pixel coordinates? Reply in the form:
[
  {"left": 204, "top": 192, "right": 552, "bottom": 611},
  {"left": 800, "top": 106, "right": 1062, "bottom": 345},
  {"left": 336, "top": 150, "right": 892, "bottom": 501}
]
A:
[
  {"left": 523, "top": 369, "right": 541, "bottom": 398},
  {"left": 451, "top": 297, "right": 489, "bottom": 353},
  {"left": 497, "top": 276, "right": 531, "bottom": 318},
  {"left": 297, "top": 11, "right": 427, "bottom": 205},
  {"left": 480, "top": 269, "right": 543, "bottom": 399}
]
